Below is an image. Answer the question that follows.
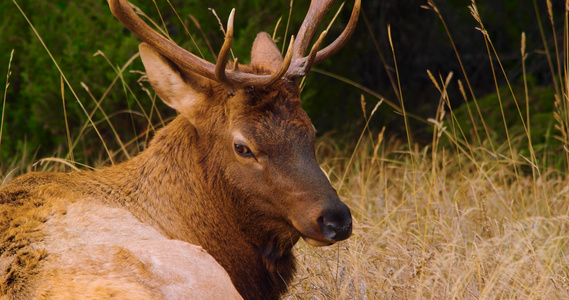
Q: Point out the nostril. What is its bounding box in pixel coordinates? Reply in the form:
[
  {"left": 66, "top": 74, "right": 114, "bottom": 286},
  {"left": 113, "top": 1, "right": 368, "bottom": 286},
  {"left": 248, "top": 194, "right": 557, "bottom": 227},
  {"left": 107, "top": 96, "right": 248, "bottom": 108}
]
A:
[
  {"left": 331, "top": 218, "right": 352, "bottom": 241},
  {"left": 318, "top": 214, "right": 353, "bottom": 241},
  {"left": 317, "top": 216, "right": 336, "bottom": 240}
]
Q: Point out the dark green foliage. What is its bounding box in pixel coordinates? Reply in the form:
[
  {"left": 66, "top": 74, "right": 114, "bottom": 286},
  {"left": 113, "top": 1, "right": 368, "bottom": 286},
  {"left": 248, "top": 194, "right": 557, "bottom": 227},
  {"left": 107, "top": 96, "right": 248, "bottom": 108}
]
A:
[{"left": 1, "top": 0, "right": 148, "bottom": 164}]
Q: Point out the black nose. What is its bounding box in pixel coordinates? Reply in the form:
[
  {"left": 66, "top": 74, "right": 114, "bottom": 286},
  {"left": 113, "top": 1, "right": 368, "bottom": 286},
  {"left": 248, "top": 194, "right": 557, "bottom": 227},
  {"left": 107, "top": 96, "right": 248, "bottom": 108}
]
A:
[{"left": 318, "top": 203, "right": 352, "bottom": 241}]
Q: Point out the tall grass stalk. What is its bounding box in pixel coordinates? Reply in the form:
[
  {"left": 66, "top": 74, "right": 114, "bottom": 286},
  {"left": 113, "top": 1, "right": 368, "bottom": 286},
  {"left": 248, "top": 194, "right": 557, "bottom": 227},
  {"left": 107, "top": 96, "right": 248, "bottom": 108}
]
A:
[
  {"left": 470, "top": 0, "right": 529, "bottom": 215},
  {"left": 12, "top": 0, "right": 115, "bottom": 164},
  {"left": 426, "top": 0, "right": 494, "bottom": 154},
  {"left": 60, "top": 76, "right": 74, "bottom": 163},
  {"left": 0, "top": 50, "right": 13, "bottom": 153}
]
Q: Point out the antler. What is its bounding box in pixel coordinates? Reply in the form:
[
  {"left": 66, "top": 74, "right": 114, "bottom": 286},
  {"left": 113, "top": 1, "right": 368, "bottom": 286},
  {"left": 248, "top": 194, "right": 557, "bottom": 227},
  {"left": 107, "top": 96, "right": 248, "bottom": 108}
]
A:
[
  {"left": 107, "top": 0, "right": 360, "bottom": 86},
  {"left": 286, "top": 0, "right": 361, "bottom": 78}
]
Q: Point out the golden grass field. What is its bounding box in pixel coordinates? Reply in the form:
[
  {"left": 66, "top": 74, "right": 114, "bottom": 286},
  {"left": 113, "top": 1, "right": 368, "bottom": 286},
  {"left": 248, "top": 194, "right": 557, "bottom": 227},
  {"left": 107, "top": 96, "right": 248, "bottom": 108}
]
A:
[
  {"left": 3, "top": 0, "right": 569, "bottom": 299},
  {"left": 286, "top": 136, "right": 569, "bottom": 299}
]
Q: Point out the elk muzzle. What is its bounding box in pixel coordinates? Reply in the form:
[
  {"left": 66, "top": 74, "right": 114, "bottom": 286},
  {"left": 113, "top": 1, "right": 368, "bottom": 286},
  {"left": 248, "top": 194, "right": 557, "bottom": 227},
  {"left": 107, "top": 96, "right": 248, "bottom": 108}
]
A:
[
  {"left": 295, "top": 194, "right": 352, "bottom": 247},
  {"left": 318, "top": 204, "right": 352, "bottom": 241}
]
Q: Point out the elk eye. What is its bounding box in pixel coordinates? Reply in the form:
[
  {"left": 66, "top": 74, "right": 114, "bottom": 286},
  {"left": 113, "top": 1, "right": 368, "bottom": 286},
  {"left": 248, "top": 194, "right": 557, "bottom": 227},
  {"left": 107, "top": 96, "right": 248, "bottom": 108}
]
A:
[{"left": 234, "top": 144, "right": 254, "bottom": 157}]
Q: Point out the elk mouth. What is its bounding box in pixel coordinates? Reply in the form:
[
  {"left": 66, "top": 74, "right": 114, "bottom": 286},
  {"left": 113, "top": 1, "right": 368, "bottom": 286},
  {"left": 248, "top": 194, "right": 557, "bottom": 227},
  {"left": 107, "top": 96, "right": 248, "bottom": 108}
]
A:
[
  {"left": 291, "top": 221, "right": 336, "bottom": 247},
  {"left": 301, "top": 235, "right": 335, "bottom": 247}
]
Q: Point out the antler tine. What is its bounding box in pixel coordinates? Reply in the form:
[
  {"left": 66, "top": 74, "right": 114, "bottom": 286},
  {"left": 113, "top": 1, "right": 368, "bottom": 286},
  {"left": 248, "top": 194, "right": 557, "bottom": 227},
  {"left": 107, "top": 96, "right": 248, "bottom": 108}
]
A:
[
  {"left": 107, "top": 0, "right": 218, "bottom": 81},
  {"left": 313, "top": 0, "right": 361, "bottom": 64},
  {"left": 264, "top": 35, "right": 296, "bottom": 85},
  {"left": 224, "top": 36, "right": 295, "bottom": 87},
  {"left": 215, "top": 9, "right": 235, "bottom": 86},
  {"left": 301, "top": 30, "right": 327, "bottom": 75},
  {"left": 286, "top": 0, "right": 360, "bottom": 79},
  {"left": 293, "top": 0, "right": 335, "bottom": 59}
]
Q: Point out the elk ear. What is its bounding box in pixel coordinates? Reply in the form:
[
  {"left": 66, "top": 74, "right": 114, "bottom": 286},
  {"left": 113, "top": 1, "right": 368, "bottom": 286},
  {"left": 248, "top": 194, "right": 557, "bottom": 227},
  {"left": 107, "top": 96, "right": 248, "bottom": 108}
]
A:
[
  {"left": 250, "top": 32, "right": 283, "bottom": 73},
  {"left": 139, "top": 43, "right": 209, "bottom": 121}
]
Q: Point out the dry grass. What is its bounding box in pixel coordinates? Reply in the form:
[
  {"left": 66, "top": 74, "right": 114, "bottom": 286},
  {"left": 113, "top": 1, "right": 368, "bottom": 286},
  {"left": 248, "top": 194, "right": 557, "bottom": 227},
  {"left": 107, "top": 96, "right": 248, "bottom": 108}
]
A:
[{"left": 285, "top": 137, "right": 569, "bottom": 299}]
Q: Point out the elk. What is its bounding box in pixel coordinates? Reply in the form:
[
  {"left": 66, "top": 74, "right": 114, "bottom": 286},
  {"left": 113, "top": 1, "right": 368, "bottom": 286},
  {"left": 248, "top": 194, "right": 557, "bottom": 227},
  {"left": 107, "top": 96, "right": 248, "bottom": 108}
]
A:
[{"left": 0, "top": 0, "right": 360, "bottom": 298}]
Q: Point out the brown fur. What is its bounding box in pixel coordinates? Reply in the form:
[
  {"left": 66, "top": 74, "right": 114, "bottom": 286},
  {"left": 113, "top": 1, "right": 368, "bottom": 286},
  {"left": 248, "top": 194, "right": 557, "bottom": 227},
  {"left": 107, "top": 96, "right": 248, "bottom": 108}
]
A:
[
  {"left": 0, "top": 22, "right": 352, "bottom": 300},
  {"left": 0, "top": 172, "right": 241, "bottom": 299}
]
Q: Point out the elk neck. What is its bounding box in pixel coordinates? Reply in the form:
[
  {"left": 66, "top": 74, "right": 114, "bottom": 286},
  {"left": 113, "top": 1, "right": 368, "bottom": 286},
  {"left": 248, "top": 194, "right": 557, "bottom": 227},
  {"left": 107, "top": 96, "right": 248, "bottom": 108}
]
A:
[{"left": 90, "top": 114, "right": 297, "bottom": 299}]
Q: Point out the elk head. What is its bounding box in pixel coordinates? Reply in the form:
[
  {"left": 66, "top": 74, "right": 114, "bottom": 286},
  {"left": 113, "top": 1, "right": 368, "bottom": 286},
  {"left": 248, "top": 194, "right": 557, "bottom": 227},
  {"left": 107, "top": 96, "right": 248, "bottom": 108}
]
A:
[{"left": 107, "top": 0, "right": 359, "bottom": 248}]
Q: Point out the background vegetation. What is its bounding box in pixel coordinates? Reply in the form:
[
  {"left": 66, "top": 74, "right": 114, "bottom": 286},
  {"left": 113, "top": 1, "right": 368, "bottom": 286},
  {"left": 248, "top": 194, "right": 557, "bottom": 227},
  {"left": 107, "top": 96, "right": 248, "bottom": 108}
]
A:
[
  {"left": 1, "top": 0, "right": 565, "bottom": 166},
  {"left": 2, "top": 0, "right": 569, "bottom": 298}
]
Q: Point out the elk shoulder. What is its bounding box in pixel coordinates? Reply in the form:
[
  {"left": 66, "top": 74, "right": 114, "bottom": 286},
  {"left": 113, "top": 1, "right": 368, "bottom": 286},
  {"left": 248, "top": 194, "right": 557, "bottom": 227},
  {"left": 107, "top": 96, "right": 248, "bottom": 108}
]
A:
[{"left": 0, "top": 172, "right": 242, "bottom": 299}]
